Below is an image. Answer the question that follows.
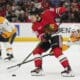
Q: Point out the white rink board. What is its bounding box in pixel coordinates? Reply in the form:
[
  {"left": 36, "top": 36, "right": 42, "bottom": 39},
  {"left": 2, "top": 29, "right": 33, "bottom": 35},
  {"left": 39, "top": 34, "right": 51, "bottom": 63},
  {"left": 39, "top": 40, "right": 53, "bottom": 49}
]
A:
[
  {"left": 13, "top": 23, "right": 36, "bottom": 37},
  {"left": 12, "top": 23, "right": 80, "bottom": 38},
  {"left": 59, "top": 23, "right": 80, "bottom": 38}
]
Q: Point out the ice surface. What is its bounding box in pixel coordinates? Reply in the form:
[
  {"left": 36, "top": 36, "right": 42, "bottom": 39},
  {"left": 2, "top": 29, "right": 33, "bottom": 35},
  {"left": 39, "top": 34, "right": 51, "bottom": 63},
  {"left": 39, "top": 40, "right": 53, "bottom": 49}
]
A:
[{"left": 0, "top": 42, "right": 80, "bottom": 80}]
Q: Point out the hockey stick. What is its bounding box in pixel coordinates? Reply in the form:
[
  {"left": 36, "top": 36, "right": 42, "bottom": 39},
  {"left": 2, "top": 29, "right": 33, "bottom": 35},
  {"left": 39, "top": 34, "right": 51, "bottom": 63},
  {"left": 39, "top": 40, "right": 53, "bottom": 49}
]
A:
[
  {"left": 7, "top": 53, "right": 51, "bottom": 69},
  {"left": 18, "top": 52, "right": 32, "bottom": 67}
]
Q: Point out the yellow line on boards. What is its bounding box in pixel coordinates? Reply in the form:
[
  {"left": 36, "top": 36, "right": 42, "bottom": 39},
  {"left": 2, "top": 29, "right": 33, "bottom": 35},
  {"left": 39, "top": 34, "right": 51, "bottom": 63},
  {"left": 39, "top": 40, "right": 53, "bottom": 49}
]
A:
[
  {"left": 15, "top": 37, "right": 39, "bottom": 42},
  {"left": 14, "top": 37, "right": 69, "bottom": 42}
]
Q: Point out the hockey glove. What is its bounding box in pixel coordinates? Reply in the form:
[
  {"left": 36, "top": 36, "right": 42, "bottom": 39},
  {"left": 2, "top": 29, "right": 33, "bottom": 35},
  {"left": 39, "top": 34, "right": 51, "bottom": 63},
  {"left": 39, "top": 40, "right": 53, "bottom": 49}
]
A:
[
  {"left": 44, "top": 24, "right": 58, "bottom": 34},
  {"left": 38, "top": 33, "right": 51, "bottom": 42}
]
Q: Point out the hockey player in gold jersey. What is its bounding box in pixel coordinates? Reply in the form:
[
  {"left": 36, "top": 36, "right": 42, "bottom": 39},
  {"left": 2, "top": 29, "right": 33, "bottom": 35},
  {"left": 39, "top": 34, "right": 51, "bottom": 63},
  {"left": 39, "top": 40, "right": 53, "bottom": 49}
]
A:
[{"left": 0, "top": 16, "right": 17, "bottom": 60}]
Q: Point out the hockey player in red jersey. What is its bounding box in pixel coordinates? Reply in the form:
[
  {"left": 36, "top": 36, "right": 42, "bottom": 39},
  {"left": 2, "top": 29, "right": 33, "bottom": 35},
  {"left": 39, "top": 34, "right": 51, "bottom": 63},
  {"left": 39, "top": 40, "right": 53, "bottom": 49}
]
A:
[{"left": 29, "top": 7, "right": 74, "bottom": 77}]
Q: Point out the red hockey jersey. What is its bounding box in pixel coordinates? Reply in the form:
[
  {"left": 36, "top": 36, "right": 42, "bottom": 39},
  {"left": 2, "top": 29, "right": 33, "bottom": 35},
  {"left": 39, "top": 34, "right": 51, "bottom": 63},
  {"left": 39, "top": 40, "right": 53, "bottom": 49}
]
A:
[{"left": 32, "top": 7, "right": 67, "bottom": 39}]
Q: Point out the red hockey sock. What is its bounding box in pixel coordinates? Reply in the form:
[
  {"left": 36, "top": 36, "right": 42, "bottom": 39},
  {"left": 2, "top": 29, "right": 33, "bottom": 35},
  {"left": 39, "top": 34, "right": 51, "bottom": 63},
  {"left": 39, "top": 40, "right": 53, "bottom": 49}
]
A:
[
  {"left": 60, "top": 59, "right": 70, "bottom": 68},
  {"left": 35, "top": 58, "right": 42, "bottom": 68},
  {"left": 58, "top": 54, "right": 70, "bottom": 68},
  {"left": 34, "top": 54, "right": 42, "bottom": 68},
  {"left": 53, "top": 47, "right": 70, "bottom": 68}
]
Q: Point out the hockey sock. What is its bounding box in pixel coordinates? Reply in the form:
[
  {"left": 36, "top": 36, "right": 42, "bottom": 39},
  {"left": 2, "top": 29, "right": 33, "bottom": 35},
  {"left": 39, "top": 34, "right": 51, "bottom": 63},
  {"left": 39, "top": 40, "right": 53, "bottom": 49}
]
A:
[
  {"left": 53, "top": 47, "right": 70, "bottom": 69},
  {"left": 4, "top": 42, "right": 13, "bottom": 55},
  {"left": 58, "top": 55, "right": 70, "bottom": 68},
  {"left": 34, "top": 54, "right": 42, "bottom": 68}
]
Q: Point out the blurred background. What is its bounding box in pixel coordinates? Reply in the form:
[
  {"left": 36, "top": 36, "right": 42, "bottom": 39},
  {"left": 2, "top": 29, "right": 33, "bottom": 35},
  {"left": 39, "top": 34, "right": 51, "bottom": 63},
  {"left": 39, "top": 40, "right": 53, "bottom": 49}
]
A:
[{"left": 0, "top": 0, "right": 80, "bottom": 23}]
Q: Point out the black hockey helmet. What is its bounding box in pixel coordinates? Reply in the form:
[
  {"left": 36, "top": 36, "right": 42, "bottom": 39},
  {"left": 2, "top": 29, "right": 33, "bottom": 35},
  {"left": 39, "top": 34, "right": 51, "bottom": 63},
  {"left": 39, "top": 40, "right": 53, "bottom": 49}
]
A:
[{"left": 29, "top": 7, "right": 43, "bottom": 15}]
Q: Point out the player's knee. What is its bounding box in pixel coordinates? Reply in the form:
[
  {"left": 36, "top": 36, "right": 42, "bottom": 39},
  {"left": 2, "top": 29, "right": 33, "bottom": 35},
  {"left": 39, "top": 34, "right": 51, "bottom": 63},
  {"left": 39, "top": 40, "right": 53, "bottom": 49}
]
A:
[
  {"left": 33, "top": 47, "right": 45, "bottom": 55},
  {"left": 53, "top": 47, "right": 62, "bottom": 57}
]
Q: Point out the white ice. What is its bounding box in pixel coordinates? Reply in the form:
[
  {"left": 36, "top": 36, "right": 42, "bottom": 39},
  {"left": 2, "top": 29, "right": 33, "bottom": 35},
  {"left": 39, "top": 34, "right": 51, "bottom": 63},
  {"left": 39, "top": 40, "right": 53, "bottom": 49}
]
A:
[{"left": 0, "top": 42, "right": 80, "bottom": 80}]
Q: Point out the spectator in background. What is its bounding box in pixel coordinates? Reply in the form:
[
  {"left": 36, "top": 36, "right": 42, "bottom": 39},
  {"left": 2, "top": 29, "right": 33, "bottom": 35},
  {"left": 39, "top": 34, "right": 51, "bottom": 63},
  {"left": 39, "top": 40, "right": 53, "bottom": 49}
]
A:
[
  {"left": 15, "top": 5, "right": 24, "bottom": 16},
  {"left": 60, "top": 1, "right": 80, "bottom": 22},
  {"left": 18, "top": 12, "right": 26, "bottom": 22},
  {"left": 78, "top": 0, "right": 80, "bottom": 2},
  {"left": 11, "top": 2, "right": 18, "bottom": 11},
  {"left": 0, "top": 6, "right": 6, "bottom": 17},
  {"left": 48, "top": 0, "right": 61, "bottom": 7},
  {"left": 25, "top": 9, "right": 31, "bottom": 22},
  {"left": 33, "top": 0, "right": 42, "bottom": 9},
  {"left": 0, "top": 0, "right": 80, "bottom": 23},
  {"left": 6, "top": 10, "right": 17, "bottom": 22},
  {"left": 0, "top": 0, "right": 7, "bottom": 17},
  {"left": 72, "top": 0, "right": 80, "bottom": 10},
  {"left": 70, "top": 2, "right": 80, "bottom": 22},
  {"left": 41, "top": 0, "right": 50, "bottom": 10},
  {"left": 37, "top": 0, "right": 42, "bottom": 2},
  {"left": 14, "top": 0, "right": 20, "bottom": 3}
]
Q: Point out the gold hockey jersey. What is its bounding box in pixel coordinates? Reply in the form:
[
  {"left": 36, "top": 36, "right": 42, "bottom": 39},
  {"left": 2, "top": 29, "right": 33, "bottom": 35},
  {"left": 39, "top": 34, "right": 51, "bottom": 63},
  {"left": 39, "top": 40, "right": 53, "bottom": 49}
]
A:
[{"left": 0, "top": 16, "right": 17, "bottom": 38}]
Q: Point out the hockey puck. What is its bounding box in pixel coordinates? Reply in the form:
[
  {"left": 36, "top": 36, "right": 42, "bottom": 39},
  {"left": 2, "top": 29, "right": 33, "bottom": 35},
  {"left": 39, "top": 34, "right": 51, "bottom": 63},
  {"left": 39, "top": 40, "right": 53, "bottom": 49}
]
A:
[{"left": 12, "top": 74, "right": 16, "bottom": 77}]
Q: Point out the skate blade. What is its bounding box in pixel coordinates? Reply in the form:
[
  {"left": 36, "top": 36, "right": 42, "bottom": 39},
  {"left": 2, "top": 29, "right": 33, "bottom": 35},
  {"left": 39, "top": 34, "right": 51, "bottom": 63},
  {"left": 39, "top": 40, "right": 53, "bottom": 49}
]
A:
[
  {"left": 31, "top": 71, "right": 44, "bottom": 76},
  {"left": 61, "top": 73, "right": 75, "bottom": 77},
  {"left": 31, "top": 74, "right": 44, "bottom": 76},
  {"left": 62, "top": 75, "right": 75, "bottom": 77},
  {"left": 4, "top": 58, "right": 15, "bottom": 62}
]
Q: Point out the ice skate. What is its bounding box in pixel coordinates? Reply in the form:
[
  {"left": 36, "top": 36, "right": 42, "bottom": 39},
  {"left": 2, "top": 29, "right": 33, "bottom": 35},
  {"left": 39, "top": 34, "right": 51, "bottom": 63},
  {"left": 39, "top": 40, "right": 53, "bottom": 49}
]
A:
[
  {"left": 61, "top": 66, "right": 74, "bottom": 77},
  {"left": 4, "top": 53, "right": 14, "bottom": 61},
  {"left": 31, "top": 67, "right": 44, "bottom": 76}
]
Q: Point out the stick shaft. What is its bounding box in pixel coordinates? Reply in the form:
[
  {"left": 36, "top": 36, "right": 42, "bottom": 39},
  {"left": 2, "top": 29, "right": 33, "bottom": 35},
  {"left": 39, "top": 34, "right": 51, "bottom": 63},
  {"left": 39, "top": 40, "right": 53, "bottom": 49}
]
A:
[
  {"left": 22, "top": 53, "right": 32, "bottom": 63},
  {"left": 7, "top": 54, "right": 50, "bottom": 69}
]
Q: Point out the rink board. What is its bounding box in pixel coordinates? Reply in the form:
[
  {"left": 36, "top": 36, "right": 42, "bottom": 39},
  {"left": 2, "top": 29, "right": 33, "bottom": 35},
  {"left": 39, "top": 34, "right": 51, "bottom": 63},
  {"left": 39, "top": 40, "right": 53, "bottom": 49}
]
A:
[
  {"left": 13, "top": 23, "right": 80, "bottom": 42},
  {"left": 14, "top": 37, "right": 69, "bottom": 42}
]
